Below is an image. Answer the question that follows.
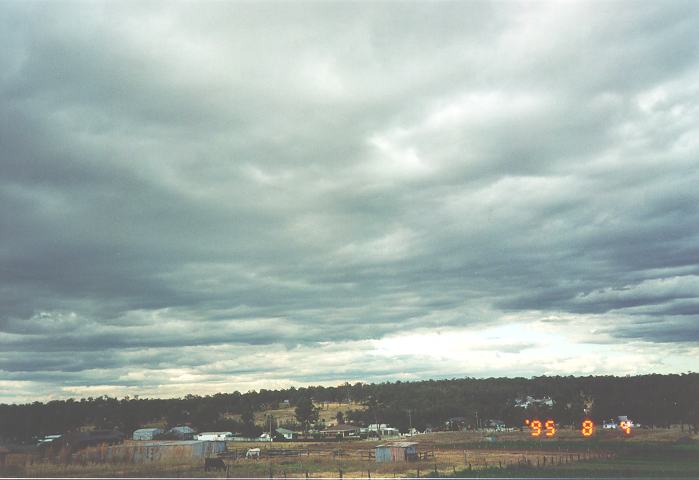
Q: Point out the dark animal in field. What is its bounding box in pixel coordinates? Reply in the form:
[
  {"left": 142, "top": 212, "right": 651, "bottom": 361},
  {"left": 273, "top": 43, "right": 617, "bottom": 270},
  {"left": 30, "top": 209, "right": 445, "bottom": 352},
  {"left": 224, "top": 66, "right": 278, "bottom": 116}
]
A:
[{"left": 204, "top": 457, "right": 226, "bottom": 472}]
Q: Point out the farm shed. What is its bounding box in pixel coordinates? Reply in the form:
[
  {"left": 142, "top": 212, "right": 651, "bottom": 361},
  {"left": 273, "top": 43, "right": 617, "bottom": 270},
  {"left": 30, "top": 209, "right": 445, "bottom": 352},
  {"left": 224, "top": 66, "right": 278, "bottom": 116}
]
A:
[
  {"left": 102, "top": 440, "right": 226, "bottom": 463},
  {"left": 168, "top": 426, "right": 197, "bottom": 440},
  {"left": 375, "top": 442, "right": 418, "bottom": 463},
  {"left": 133, "top": 428, "right": 164, "bottom": 440},
  {"left": 321, "top": 424, "right": 360, "bottom": 438}
]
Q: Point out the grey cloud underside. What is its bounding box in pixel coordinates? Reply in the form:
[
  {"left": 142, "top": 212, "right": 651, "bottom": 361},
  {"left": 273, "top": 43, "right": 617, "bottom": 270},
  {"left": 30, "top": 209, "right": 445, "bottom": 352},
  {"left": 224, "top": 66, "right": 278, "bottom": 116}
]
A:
[{"left": 1, "top": 1, "right": 699, "bottom": 396}]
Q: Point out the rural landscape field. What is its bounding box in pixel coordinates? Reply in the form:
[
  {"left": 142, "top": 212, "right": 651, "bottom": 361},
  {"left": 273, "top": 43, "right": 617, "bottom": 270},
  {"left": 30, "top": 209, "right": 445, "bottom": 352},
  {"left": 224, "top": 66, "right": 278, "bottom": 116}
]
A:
[
  {"left": 2, "top": 0, "right": 699, "bottom": 478},
  {"left": 2, "top": 418, "right": 698, "bottom": 478},
  {"left": 1, "top": 375, "right": 698, "bottom": 478}
]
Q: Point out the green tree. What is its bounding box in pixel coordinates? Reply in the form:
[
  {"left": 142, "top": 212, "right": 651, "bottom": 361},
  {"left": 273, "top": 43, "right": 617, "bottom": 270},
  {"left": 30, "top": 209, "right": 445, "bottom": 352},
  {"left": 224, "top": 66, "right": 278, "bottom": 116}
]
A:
[{"left": 295, "top": 397, "right": 319, "bottom": 432}]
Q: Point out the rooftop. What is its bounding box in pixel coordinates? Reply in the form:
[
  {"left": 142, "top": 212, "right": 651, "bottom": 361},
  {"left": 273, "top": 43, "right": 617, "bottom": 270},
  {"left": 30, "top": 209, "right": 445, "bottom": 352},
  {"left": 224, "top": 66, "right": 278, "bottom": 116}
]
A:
[
  {"left": 322, "top": 424, "right": 359, "bottom": 432},
  {"left": 377, "top": 442, "right": 418, "bottom": 448}
]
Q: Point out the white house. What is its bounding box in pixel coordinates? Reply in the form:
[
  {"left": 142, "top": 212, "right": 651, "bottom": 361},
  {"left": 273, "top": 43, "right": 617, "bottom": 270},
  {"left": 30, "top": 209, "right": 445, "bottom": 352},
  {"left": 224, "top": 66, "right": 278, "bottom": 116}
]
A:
[
  {"left": 367, "top": 424, "right": 401, "bottom": 437},
  {"left": 196, "top": 432, "right": 234, "bottom": 441}
]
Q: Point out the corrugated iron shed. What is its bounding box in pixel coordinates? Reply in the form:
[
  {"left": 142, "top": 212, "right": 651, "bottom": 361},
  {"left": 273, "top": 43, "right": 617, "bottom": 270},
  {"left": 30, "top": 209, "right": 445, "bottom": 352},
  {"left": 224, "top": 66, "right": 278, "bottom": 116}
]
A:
[
  {"left": 99, "top": 440, "right": 226, "bottom": 463},
  {"left": 375, "top": 442, "right": 418, "bottom": 463}
]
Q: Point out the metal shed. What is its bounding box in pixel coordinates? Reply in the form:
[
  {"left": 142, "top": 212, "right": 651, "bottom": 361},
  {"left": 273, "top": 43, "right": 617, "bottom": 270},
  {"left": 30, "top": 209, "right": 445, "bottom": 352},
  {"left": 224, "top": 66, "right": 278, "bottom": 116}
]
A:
[
  {"left": 375, "top": 442, "right": 418, "bottom": 463},
  {"left": 104, "top": 440, "right": 226, "bottom": 463},
  {"left": 168, "top": 426, "right": 197, "bottom": 440},
  {"left": 132, "top": 428, "right": 164, "bottom": 440}
]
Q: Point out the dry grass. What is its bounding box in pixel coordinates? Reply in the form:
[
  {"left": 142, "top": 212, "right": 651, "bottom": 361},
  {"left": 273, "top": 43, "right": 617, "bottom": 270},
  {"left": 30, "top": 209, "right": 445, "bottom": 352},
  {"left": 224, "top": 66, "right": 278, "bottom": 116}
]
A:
[
  {"left": 6, "top": 427, "right": 695, "bottom": 478},
  {"left": 227, "top": 401, "right": 367, "bottom": 426}
]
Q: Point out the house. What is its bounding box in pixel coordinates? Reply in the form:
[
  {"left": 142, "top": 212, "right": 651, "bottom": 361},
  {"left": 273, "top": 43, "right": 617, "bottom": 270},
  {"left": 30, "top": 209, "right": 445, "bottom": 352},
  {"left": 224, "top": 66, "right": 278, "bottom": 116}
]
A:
[
  {"left": 367, "top": 424, "right": 400, "bottom": 437},
  {"left": 279, "top": 400, "right": 291, "bottom": 408},
  {"left": 133, "top": 428, "right": 164, "bottom": 441},
  {"left": 168, "top": 426, "right": 197, "bottom": 440},
  {"left": 275, "top": 428, "right": 297, "bottom": 440},
  {"left": 321, "top": 424, "right": 360, "bottom": 438},
  {"left": 375, "top": 442, "right": 418, "bottom": 463},
  {"left": 196, "top": 432, "right": 234, "bottom": 441},
  {"left": 514, "top": 396, "right": 554, "bottom": 408}
]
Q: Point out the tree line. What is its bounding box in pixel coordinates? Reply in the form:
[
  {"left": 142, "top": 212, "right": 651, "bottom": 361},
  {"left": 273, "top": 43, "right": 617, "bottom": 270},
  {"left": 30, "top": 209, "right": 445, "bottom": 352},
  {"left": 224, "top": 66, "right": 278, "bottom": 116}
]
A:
[{"left": 0, "top": 373, "right": 696, "bottom": 443}]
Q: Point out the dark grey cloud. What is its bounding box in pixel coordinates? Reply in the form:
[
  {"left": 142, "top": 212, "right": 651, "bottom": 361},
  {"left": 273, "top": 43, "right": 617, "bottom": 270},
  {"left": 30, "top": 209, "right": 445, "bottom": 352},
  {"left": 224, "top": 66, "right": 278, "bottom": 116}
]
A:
[{"left": 1, "top": 1, "right": 699, "bottom": 401}]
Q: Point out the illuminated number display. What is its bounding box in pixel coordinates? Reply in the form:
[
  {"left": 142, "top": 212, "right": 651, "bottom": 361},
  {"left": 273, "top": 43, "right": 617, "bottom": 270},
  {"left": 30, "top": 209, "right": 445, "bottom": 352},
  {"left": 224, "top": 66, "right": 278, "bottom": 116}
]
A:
[
  {"left": 581, "top": 419, "right": 594, "bottom": 437},
  {"left": 620, "top": 421, "right": 631, "bottom": 435},
  {"left": 526, "top": 419, "right": 598, "bottom": 437},
  {"left": 527, "top": 419, "right": 555, "bottom": 437}
]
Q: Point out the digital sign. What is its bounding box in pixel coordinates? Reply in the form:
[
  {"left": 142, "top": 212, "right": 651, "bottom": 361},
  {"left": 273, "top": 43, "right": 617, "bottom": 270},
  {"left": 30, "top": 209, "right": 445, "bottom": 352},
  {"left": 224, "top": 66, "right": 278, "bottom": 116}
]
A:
[
  {"left": 524, "top": 419, "right": 631, "bottom": 437},
  {"left": 581, "top": 419, "right": 594, "bottom": 437}
]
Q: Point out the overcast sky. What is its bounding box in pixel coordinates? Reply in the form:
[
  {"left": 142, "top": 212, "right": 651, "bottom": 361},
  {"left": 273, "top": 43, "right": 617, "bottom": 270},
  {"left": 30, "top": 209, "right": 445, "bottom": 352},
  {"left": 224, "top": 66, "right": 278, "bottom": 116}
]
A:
[{"left": 1, "top": 1, "right": 698, "bottom": 403}]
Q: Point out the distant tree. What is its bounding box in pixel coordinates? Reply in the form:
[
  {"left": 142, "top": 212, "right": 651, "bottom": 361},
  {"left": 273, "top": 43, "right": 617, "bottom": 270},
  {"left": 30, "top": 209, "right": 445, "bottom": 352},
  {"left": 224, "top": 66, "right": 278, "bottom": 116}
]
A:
[
  {"left": 295, "top": 397, "right": 319, "bottom": 432},
  {"left": 336, "top": 411, "right": 344, "bottom": 424},
  {"left": 239, "top": 401, "right": 259, "bottom": 437}
]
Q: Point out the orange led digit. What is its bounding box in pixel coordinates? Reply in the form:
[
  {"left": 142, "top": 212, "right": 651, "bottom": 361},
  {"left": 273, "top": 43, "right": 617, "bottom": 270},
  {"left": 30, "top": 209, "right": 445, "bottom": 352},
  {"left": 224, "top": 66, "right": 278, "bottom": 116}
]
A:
[
  {"left": 545, "top": 419, "right": 556, "bottom": 437},
  {"left": 530, "top": 419, "right": 542, "bottom": 437},
  {"left": 620, "top": 421, "right": 631, "bottom": 435},
  {"left": 581, "top": 419, "right": 594, "bottom": 437}
]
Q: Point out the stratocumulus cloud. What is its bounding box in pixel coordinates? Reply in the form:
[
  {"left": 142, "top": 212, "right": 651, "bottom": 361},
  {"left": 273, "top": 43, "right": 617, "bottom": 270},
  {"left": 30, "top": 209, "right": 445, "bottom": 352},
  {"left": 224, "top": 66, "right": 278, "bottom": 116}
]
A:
[{"left": 1, "top": 1, "right": 698, "bottom": 402}]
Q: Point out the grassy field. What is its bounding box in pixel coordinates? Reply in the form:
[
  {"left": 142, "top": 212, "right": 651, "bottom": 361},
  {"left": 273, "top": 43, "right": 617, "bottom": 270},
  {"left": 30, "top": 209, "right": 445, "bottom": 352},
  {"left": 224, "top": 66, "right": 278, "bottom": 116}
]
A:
[
  {"left": 2, "top": 426, "right": 696, "bottom": 478},
  {"left": 224, "top": 401, "right": 367, "bottom": 426},
  {"left": 451, "top": 443, "right": 699, "bottom": 478}
]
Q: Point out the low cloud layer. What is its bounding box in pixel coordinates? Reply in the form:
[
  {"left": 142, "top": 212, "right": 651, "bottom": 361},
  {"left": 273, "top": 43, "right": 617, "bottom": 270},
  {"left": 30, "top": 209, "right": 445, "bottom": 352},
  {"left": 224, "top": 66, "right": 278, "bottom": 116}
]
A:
[{"left": 1, "top": 1, "right": 698, "bottom": 402}]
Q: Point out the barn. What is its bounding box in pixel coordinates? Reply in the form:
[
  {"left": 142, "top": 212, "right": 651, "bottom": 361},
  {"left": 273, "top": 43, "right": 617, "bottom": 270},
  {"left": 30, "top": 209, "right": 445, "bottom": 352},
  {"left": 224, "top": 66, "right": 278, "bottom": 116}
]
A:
[
  {"left": 132, "top": 428, "right": 164, "bottom": 441},
  {"left": 375, "top": 442, "right": 418, "bottom": 463}
]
